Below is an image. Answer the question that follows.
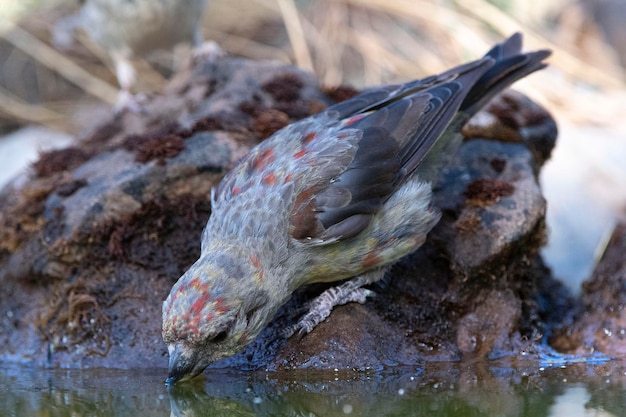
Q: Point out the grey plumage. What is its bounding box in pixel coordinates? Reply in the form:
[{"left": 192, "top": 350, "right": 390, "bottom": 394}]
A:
[{"left": 162, "top": 33, "right": 551, "bottom": 384}]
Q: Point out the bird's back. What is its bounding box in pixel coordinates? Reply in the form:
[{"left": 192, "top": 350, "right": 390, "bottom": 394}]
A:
[{"left": 208, "top": 34, "right": 549, "bottom": 250}]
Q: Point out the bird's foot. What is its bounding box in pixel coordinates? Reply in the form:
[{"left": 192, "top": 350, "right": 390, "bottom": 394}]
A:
[
  {"left": 113, "top": 90, "right": 147, "bottom": 114},
  {"left": 283, "top": 275, "right": 375, "bottom": 339},
  {"left": 192, "top": 41, "right": 226, "bottom": 63}
]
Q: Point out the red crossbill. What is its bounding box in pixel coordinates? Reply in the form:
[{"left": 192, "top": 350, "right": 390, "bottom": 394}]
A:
[{"left": 162, "top": 33, "right": 551, "bottom": 384}]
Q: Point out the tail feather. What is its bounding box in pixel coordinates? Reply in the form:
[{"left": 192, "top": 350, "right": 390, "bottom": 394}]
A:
[
  {"left": 300, "top": 33, "right": 551, "bottom": 241},
  {"left": 461, "top": 33, "right": 551, "bottom": 115},
  {"left": 412, "top": 33, "right": 551, "bottom": 184}
]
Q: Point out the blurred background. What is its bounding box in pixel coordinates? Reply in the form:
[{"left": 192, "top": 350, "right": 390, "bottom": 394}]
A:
[{"left": 0, "top": 0, "right": 625, "bottom": 293}]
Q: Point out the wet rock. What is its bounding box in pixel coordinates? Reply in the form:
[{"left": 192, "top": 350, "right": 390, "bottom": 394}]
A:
[
  {"left": 551, "top": 222, "right": 626, "bottom": 356},
  {"left": 0, "top": 55, "right": 565, "bottom": 370},
  {"left": 462, "top": 89, "right": 557, "bottom": 168},
  {"left": 434, "top": 138, "right": 546, "bottom": 273}
]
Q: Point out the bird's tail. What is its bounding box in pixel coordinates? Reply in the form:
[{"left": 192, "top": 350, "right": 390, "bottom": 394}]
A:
[
  {"left": 413, "top": 33, "right": 551, "bottom": 184},
  {"left": 460, "top": 32, "right": 551, "bottom": 116}
]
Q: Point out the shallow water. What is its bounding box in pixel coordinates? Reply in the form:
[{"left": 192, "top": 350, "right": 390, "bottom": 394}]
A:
[{"left": 2, "top": 359, "right": 626, "bottom": 417}]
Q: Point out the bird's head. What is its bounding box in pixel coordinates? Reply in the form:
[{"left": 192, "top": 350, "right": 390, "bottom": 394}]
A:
[{"left": 161, "top": 252, "right": 272, "bottom": 384}]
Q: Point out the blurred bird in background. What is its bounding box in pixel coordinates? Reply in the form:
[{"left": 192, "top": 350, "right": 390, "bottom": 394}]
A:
[{"left": 53, "top": 0, "right": 222, "bottom": 111}]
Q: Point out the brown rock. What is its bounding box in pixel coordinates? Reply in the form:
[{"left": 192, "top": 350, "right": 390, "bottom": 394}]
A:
[{"left": 551, "top": 222, "right": 626, "bottom": 356}]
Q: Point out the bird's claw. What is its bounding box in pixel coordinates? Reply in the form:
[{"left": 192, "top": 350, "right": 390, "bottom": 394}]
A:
[
  {"left": 113, "top": 91, "right": 149, "bottom": 114},
  {"left": 283, "top": 282, "right": 375, "bottom": 339},
  {"left": 281, "top": 316, "right": 316, "bottom": 340},
  {"left": 192, "top": 41, "right": 226, "bottom": 64}
]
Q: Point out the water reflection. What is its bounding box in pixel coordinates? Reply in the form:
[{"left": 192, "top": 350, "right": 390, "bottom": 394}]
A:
[
  {"left": 548, "top": 385, "right": 620, "bottom": 417},
  {"left": 1, "top": 361, "right": 625, "bottom": 416},
  {"left": 166, "top": 365, "right": 558, "bottom": 417},
  {"left": 1, "top": 366, "right": 170, "bottom": 417}
]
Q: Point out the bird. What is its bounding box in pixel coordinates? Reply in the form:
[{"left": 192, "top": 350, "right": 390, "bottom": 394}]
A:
[
  {"left": 53, "top": 0, "right": 220, "bottom": 111},
  {"left": 161, "top": 33, "right": 551, "bottom": 384}
]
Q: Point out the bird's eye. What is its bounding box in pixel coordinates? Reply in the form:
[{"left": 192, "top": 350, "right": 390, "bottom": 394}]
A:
[{"left": 212, "top": 331, "right": 228, "bottom": 343}]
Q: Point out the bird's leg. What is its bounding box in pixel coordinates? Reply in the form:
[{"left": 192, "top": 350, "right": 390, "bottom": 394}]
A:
[
  {"left": 190, "top": 24, "right": 225, "bottom": 63},
  {"left": 192, "top": 41, "right": 225, "bottom": 63},
  {"left": 284, "top": 267, "right": 387, "bottom": 338},
  {"left": 111, "top": 52, "right": 145, "bottom": 113}
]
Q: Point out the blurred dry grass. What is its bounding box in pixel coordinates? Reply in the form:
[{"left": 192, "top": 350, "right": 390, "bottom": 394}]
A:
[{"left": 1, "top": 0, "right": 625, "bottom": 135}]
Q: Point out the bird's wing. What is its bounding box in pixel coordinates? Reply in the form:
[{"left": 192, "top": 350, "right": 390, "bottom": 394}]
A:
[
  {"left": 211, "top": 33, "right": 550, "bottom": 246},
  {"left": 209, "top": 59, "right": 492, "bottom": 246},
  {"left": 286, "top": 58, "right": 494, "bottom": 243}
]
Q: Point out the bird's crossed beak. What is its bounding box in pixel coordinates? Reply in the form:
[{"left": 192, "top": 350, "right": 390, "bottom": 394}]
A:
[{"left": 166, "top": 343, "right": 198, "bottom": 385}]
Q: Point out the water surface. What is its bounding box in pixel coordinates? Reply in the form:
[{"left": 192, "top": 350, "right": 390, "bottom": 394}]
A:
[{"left": 1, "top": 360, "right": 625, "bottom": 416}]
